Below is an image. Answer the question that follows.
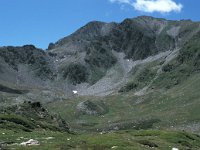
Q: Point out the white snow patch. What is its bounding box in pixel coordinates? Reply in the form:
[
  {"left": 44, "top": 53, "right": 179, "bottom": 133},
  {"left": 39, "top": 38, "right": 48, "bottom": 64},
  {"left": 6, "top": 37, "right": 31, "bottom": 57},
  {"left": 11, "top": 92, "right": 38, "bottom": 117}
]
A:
[{"left": 73, "top": 90, "right": 78, "bottom": 94}]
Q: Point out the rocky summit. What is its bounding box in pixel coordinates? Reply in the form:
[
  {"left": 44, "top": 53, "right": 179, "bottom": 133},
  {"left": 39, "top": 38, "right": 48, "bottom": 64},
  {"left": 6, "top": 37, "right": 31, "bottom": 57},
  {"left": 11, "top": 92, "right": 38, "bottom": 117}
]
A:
[{"left": 1, "top": 16, "right": 200, "bottom": 149}]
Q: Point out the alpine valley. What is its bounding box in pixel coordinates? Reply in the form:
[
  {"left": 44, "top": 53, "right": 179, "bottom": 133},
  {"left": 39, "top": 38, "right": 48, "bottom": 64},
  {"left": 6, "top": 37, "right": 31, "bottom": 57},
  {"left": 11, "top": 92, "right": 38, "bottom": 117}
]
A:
[{"left": 1, "top": 16, "right": 200, "bottom": 149}]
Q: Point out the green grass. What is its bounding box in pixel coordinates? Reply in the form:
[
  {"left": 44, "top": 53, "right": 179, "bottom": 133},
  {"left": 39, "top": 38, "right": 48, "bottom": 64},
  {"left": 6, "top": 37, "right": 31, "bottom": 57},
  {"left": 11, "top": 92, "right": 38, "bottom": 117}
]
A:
[
  {"left": 47, "top": 72, "right": 200, "bottom": 134},
  {"left": 119, "top": 65, "right": 158, "bottom": 93},
  {"left": 1, "top": 129, "right": 200, "bottom": 150},
  {"left": 0, "top": 114, "right": 35, "bottom": 129},
  {"left": 0, "top": 102, "right": 70, "bottom": 133},
  {"left": 63, "top": 63, "right": 88, "bottom": 84}
]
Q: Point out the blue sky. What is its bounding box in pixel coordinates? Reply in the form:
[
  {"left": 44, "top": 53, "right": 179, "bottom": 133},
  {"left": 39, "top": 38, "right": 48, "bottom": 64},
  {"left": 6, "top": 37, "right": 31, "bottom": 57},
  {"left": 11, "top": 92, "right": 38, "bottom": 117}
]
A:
[{"left": 0, "top": 0, "right": 199, "bottom": 49}]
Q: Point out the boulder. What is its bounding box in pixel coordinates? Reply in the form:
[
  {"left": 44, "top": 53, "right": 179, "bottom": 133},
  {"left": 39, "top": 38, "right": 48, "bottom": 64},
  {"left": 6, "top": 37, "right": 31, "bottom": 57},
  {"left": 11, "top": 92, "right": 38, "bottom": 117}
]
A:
[{"left": 76, "top": 100, "right": 108, "bottom": 115}]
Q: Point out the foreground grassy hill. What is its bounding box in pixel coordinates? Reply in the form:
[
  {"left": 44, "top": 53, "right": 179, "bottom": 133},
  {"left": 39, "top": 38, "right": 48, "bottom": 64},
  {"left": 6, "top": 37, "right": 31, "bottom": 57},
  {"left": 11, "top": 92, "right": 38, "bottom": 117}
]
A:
[{"left": 1, "top": 129, "right": 200, "bottom": 150}]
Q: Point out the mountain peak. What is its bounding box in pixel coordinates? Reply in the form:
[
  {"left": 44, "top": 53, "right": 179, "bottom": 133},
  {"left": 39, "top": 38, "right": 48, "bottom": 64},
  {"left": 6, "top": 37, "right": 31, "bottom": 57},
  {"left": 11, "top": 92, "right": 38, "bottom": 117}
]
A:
[{"left": 135, "top": 15, "right": 166, "bottom": 21}]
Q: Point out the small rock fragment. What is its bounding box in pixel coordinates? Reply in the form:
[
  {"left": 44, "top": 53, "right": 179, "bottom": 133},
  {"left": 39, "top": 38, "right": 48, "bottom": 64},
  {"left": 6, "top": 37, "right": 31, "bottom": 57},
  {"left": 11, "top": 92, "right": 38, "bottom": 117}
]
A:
[
  {"left": 20, "top": 139, "right": 39, "bottom": 146},
  {"left": 111, "top": 146, "right": 118, "bottom": 149}
]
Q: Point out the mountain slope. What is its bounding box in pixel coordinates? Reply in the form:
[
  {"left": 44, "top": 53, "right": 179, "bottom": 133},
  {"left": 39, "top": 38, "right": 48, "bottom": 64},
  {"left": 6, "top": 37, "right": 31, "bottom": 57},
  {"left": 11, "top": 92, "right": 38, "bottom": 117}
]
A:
[
  {"left": 0, "top": 45, "right": 56, "bottom": 88},
  {"left": 46, "top": 16, "right": 200, "bottom": 96}
]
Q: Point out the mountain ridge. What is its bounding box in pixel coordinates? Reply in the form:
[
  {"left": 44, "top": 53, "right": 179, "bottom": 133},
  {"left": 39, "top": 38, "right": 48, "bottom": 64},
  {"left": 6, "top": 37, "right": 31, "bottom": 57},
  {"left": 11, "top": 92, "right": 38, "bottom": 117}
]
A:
[{"left": 1, "top": 16, "right": 200, "bottom": 96}]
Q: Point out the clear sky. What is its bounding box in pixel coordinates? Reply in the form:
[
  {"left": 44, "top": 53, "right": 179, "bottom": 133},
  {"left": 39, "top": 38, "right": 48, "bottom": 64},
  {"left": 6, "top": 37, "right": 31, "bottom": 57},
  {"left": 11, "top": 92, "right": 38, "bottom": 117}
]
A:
[{"left": 0, "top": 0, "right": 199, "bottom": 49}]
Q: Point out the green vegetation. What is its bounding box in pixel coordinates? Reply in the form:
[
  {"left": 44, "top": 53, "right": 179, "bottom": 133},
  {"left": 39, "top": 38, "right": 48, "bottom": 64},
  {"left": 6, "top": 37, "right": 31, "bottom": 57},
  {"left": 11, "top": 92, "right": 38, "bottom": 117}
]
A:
[
  {"left": 0, "top": 84, "right": 28, "bottom": 94},
  {"left": 0, "top": 101, "right": 69, "bottom": 133},
  {"left": 1, "top": 61, "right": 200, "bottom": 149},
  {"left": 178, "top": 31, "right": 200, "bottom": 70},
  {"left": 85, "top": 42, "right": 117, "bottom": 69},
  {"left": 1, "top": 129, "right": 200, "bottom": 150},
  {"left": 109, "top": 18, "right": 159, "bottom": 60},
  {"left": 63, "top": 63, "right": 88, "bottom": 84},
  {"left": 156, "top": 26, "right": 175, "bottom": 51},
  {"left": 178, "top": 21, "right": 200, "bottom": 46},
  {"left": 88, "top": 67, "right": 106, "bottom": 84},
  {"left": 119, "top": 65, "right": 157, "bottom": 93},
  {"left": 76, "top": 100, "right": 109, "bottom": 116},
  {"left": 0, "top": 114, "right": 34, "bottom": 129},
  {"left": 47, "top": 71, "right": 200, "bottom": 134},
  {"left": 83, "top": 41, "right": 117, "bottom": 84},
  {"left": 153, "top": 31, "right": 200, "bottom": 89},
  {"left": 119, "top": 82, "right": 138, "bottom": 93}
]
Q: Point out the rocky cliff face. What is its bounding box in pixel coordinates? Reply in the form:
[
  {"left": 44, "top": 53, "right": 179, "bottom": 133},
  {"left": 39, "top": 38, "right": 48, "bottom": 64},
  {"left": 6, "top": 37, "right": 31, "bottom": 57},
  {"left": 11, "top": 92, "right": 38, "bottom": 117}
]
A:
[{"left": 0, "top": 45, "right": 56, "bottom": 89}]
